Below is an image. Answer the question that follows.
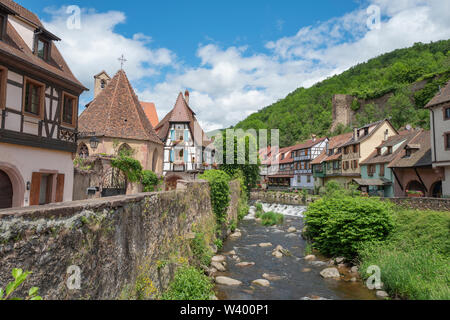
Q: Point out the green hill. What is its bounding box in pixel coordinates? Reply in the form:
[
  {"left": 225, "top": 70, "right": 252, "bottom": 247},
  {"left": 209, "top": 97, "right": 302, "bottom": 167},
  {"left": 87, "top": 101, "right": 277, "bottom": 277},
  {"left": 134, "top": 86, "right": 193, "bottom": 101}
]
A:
[{"left": 234, "top": 40, "right": 450, "bottom": 147}]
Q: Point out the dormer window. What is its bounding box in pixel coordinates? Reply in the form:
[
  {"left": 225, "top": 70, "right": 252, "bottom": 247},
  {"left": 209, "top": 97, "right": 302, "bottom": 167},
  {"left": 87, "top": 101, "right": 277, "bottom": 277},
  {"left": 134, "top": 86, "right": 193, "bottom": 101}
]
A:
[
  {"left": 387, "top": 146, "right": 393, "bottom": 155},
  {"left": 377, "top": 148, "right": 381, "bottom": 156},
  {"left": 364, "top": 128, "right": 369, "bottom": 136},
  {"left": 36, "top": 38, "right": 49, "bottom": 60}
]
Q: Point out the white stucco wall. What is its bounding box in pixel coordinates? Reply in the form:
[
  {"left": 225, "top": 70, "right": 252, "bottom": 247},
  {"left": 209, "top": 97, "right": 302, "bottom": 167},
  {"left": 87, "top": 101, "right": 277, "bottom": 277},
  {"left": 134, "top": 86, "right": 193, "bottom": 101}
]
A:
[
  {"left": 0, "top": 142, "right": 74, "bottom": 206},
  {"left": 8, "top": 16, "right": 35, "bottom": 51}
]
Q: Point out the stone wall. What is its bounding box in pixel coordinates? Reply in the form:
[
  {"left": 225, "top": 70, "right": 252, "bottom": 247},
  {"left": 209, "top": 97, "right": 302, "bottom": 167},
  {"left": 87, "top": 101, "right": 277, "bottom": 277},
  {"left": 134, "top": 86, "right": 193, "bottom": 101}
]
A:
[
  {"left": 250, "top": 190, "right": 309, "bottom": 206},
  {"left": 386, "top": 197, "right": 450, "bottom": 212},
  {"left": 0, "top": 180, "right": 241, "bottom": 300}
]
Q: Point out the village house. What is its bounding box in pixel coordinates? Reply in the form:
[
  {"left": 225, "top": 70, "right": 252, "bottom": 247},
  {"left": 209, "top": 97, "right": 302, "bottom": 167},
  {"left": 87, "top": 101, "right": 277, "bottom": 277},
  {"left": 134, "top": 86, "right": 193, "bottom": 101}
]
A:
[
  {"left": 311, "top": 132, "right": 353, "bottom": 190},
  {"left": 388, "top": 130, "right": 444, "bottom": 198},
  {"left": 258, "top": 146, "right": 272, "bottom": 188},
  {"left": 266, "top": 146, "right": 294, "bottom": 189},
  {"left": 154, "top": 91, "right": 215, "bottom": 190},
  {"left": 291, "top": 136, "right": 327, "bottom": 190},
  {"left": 358, "top": 129, "right": 421, "bottom": 197},
  {"left": 426, "top": 81, "right": 450, "bottom": 197},
  {"left": 339, "top": 119, "right": 398, "bottom": 188},
  {"left": 0, "top": 0, "right": 87, "bottom": 209},
  {"left": 77, "top": 70, "right": 164, "bottom": 195}
]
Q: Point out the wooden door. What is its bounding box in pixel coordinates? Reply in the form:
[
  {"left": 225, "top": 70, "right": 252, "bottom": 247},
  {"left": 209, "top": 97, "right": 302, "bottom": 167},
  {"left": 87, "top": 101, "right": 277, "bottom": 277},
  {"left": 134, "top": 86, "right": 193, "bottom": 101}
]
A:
[{"left": 0, "top": 170, "right": 13, "bottom": 209}]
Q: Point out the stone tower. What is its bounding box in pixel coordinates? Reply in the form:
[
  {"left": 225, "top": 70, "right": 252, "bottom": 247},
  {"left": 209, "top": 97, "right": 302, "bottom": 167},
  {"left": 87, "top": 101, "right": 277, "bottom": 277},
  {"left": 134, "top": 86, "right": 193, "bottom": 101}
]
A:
[
  {"left": 330, "top": 94, "right": 355, "bottom": 132},
  {"left": 93, "top": 71, "right": 111, "bottom": 98}
]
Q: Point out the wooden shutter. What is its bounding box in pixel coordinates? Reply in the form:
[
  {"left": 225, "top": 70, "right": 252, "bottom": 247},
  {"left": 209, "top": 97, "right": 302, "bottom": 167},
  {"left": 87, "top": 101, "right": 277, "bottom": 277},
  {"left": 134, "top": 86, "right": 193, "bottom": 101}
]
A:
[
  {"left": 29, "top": 172, "right": 41, "bottom": 206},
  {"left": 55, "top": 174, "right": 65, "bottom": 203}
]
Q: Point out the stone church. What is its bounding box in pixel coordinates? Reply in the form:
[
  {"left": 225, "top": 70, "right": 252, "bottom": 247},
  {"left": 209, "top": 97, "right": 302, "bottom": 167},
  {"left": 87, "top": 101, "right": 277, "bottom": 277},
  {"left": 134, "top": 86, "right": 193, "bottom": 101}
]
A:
[{"left": 77, "top": 70, "right": 164, "bottom": 175}]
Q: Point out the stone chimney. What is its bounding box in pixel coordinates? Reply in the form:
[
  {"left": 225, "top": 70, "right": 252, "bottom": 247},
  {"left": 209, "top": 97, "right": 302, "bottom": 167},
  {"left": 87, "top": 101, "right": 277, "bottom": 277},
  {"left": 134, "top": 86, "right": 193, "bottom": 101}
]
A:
[
  {"left": 353, "top": 127, "right": 358, "bottom": 140},
  {"left": 311, "top": 134, "right": 317, "bottom": 142},
  {"left": 94, "top": 71, "right": 111, "bottom": 98},
  {"left": 184, "top": 90, "right": 190, "bottom": 105}
]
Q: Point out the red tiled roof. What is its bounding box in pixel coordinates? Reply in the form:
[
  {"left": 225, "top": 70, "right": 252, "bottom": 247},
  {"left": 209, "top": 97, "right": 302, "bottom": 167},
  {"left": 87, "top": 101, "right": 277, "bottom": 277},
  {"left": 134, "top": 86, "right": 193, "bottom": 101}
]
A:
[
  {"left": 311, "top": 132, "right": 353, "bottom": 165},
  {"left": 0, "top": 0, "right": 86, "bottom": 90},
  {"left": 155, "top": 92, "right": 212, "bottom": 147},
  {"left": 291, "top": 137, "right": 327, "bottom": 151},
  {"left": 388, "top": 130, "right": 432, "bottom": 168},
  {"left": 78, "top": 70, "right": 162, "bottom": 144},
  {"left": 141, "top": 102, "right": 159, "bottom": 128}
]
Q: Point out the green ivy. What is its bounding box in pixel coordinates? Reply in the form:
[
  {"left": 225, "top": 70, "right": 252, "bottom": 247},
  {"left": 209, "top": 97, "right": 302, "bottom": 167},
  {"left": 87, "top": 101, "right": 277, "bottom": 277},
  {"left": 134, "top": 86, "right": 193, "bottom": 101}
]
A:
[
  {"left": 111, "top": 156, "right": 143, "bottom": 183},
  {"left": 141, "top": 170, "right": 159, "bottom": 192},
  {"left": 199, "top": 170, "right": 231, "bottom": 225}
]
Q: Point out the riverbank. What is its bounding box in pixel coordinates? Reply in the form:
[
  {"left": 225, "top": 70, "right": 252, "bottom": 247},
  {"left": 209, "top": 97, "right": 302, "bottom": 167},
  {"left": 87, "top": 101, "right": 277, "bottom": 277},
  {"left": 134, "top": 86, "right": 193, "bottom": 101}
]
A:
[{"left": 213, "top": 204, "right": 377, "bottom": 300}]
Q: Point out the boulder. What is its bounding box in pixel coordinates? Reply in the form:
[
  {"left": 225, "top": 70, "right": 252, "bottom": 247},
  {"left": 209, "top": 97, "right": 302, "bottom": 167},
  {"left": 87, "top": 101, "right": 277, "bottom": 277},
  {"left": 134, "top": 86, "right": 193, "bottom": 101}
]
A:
[
  {"left": 350, "top": 277, "right": 357, "bottom": 282},
  {"left": 252, "top": 279, "right": 270, "bottom": 287},
  {"left": 335, "top": 257, "right": 345, "bottom": 264},
  {"left": 310, "top": 261, "right": 327, "bottom": 267},
  {"left": 215, "top": 276, "right": 242, "bottom": 286},
  {"left": 376, "top": 290, "right": 389, "bottom": 298},
  {"left": 301, "top": 268, "right": 312, "bottom": 273},
  {"left": 320, "top": 268, "right": 341, "bottom": 279},
  {"left": 285, "top": 233, "right": 297, "bottom": 238},
  {"left": 304, "top": 255, "right": 316, "bottom": 261},
  {"left": 236, "top": 262, "right": 255, "bottom": 268},
  {"left": 350, "top": 266, "right": 359, "bottom": 274},
  {"left": 229, "top": 231, "right": 242, "bottom": 239},
  {"left": 272, "top": 251, "right": 283, "bottom": 258},
  {"left": 225, "top": 250, "right": 236, "bottom": 256},
  {"left": 262, "top": 273, "right": 282, "bottom": 281},
  {"left": 211, "top": 261, "right": 226, "bottom": 272},
  {"left": 287, "top": 227, "right": 297, "bottom": 233},
  {"left": 259, "top": 242, "right": 273, "bottom": 247},
  {"left": 212, "top": 255, "right": 226, "bottom": 263}
]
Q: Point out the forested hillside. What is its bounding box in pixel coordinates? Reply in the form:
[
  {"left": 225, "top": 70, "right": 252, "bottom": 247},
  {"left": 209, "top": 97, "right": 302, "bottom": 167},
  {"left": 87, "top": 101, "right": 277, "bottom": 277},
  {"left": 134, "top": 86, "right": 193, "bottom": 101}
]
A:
[{"left": 234, "top": 40, "right": 450, "bottom": 147}]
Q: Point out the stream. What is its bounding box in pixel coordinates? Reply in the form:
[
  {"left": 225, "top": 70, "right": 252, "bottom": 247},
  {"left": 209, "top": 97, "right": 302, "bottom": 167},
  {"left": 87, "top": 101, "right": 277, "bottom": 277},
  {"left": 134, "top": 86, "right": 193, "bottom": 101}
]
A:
[{"left": 214, "top": 203, "right": 378, "bottom": 300}]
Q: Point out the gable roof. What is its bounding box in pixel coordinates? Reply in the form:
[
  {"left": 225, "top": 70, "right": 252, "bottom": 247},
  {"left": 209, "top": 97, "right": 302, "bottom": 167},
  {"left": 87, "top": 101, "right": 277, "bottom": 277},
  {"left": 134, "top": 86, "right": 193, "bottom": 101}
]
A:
[
  {"left": 388, "top": 130, "right": 431, "bottom": 168},
  {"left": 341, "top": 119, "right": 397, "bottom": 148},
  {"left": 291, "top": 137, "right": 327, "bottom": 151},
  {"left": 425, "top": 81, "right": 450, "bottom": 108},
  {"left": 78, "top": 70, "right": 162, "bottom": 144},
  {"left": 141, "top": 102, "right": 159, "bottom": 127},
  {"left": 0, "top": 0, "right": 86, "bottom": 91},
  {"left": 311, "top": 132, "right": 353, "bottom": 165},
  {"left": 279, "top": 146, "right": 295, "bottom": 164},
  {"left": 155, "top": 92, "right": 212, "bottom": 147},
  {"left": 360, "top": 130, "right": 421, "bottom": 165}
]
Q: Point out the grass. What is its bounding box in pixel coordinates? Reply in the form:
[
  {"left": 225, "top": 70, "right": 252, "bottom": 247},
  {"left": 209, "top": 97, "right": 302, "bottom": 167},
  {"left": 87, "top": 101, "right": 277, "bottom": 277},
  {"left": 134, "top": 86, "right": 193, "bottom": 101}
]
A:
[
  {"left": 260, "top": 211, "right": 284, "bottom": 226},
  {"left": 358, "top": 208, "right": 450, "bottom": 300}
]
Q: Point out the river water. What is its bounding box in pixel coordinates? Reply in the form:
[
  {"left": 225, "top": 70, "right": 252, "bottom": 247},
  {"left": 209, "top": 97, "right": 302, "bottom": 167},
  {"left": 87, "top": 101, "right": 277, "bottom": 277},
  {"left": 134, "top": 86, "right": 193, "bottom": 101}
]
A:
[{"left": 214, "top": 203, "right": 378, "bottom": 300}]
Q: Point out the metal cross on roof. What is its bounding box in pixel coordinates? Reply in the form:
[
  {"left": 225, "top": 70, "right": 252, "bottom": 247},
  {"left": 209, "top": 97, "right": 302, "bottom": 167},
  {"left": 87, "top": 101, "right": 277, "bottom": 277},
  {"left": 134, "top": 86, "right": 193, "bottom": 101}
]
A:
[{"left": 118, "top": 54, "right": 127, "bottom": 69}]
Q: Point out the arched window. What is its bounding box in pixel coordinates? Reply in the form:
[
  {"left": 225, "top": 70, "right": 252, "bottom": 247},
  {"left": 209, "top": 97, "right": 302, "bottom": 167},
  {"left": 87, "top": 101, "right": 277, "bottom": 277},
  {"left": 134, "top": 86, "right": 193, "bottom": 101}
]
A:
[
  {"left": 118, "top": 143, "right": 133, "bottom": 157},
  {"left": 78, "top": 143, "right": 89, "bottom": 159}
]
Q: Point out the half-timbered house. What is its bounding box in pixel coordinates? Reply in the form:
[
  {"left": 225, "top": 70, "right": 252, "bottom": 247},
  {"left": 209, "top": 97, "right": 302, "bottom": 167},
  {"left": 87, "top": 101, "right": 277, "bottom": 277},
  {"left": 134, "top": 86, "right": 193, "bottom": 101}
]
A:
[
  {"left": 154, "top": 90, "right": 215, "bottom": 189},
  {"left": 0, "top": 0, "right": 87, "bottom": 209}
]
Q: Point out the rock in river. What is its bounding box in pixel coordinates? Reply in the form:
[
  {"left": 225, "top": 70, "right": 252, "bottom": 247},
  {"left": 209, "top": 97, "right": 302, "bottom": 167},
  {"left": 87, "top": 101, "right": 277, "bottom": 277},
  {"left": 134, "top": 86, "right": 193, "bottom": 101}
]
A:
[
  {"left": 212, "top": 255, "right": 226, "bottom": 263},
  {"left": 376, "top": 290, "right": 389, "bottom": 298},
  {"left": 320, "top": 268, "right": 341, "bottom": 279},
  {"left": 304, "top": 255, "right": 316, "bottom": 261},
  {"left": 263, "top": 273, "right": 282, "bottom": 281},
  {"left": 236, "top": 262, "right": 255, "bottom": 268},
  {"left": 215, "top": 276, "right": 242, "bottom": 286},
  {"left": 229, "top": 232, "right": 242, "bottom": 239},
  {"left": 211, "top": 261, "right": 226, "bottom": 272},
  {"left": 259, "top": 242, "right": 273, "bottom": 247},
  {"left": 252, "top": 279, "right": 270, "bottom": 287},
  {"left": 287, "top": 227, "right": 297, "bottom": 233}
]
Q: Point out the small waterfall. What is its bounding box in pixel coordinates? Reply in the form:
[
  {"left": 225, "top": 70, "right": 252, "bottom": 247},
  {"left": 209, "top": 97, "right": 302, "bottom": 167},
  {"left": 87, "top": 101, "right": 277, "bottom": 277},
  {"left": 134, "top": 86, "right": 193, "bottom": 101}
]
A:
[{"left": 247, "top": 202, "right": 306, "bottom": 218}]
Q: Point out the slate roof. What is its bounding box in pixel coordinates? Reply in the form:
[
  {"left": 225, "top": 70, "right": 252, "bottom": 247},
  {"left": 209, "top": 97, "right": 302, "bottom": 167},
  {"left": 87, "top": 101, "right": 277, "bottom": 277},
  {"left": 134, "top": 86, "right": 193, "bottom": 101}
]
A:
[
  {"left": 360, "top": 130, "right": 421, "bottom": 165},
  {"left": 78, "top": 70, "right": 163, "bottom": 144},
  {"left": 425, "top": 81, "right": 450, "bottom": 108},
  {"left": 311, "top": 132, "right": 353, "bottom": 165},
  {"left": 155, "top": 92, "right": 212, "bottom": 147},
  {"left": 388, "top": 130, "right": 431, "bottom": 168},
  {"left": 141, "top": 102, "right": 159, "bottom": 127},
  {"left": 0, "top": 0, "right": 86, "bottom": 90}
]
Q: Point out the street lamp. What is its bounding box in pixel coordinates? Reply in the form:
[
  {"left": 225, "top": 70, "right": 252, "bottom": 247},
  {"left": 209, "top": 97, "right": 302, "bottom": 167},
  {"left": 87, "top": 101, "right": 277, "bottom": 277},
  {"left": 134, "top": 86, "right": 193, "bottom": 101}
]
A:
[{"left": 90, "top": 137, "right": 99, "bottom": 150}]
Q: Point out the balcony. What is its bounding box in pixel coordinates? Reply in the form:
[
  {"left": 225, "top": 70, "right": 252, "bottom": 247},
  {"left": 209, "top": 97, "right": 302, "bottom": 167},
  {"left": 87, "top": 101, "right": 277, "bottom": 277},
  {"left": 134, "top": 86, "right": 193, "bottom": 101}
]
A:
[
  {"left": 294, "top": 155, "right": 311, "bottom": 162},
  {"left": 295, "top": 169, "right": 312, "bottom": 175}
]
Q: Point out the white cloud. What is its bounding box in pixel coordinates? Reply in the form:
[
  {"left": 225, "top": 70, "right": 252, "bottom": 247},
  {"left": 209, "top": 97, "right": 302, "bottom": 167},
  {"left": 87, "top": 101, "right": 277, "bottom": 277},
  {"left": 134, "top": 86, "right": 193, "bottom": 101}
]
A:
[
  {"left": 43, "top": 1, "right": 450, "bottom": 131},
  {"left": 42, "top": 7, "right": 176, "bottom": 98}
]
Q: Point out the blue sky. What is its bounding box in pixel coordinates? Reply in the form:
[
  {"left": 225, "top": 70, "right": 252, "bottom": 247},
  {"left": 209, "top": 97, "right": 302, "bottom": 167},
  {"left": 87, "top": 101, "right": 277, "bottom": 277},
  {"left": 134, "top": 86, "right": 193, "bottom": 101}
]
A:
[{"left": 16, "top": 0, "right": 450, "bottom": 131}]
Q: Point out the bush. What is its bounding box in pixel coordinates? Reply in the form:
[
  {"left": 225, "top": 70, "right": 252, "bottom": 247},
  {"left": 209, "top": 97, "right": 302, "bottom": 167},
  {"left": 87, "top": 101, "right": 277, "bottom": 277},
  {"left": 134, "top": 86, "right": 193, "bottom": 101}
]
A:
[
  {"left": 261, "top": 211, "right": 284, "bottom": 226},
  {"left": 190, "top": 232, "right": 213, "bottom": 267},
  {"left": 161, "top": 266, "right": 214, "bottom": 300},
  {"left": 199, "top": 170, "right": 231, "bottom": 225},
  {"left": 111, "top": 156, "right": 143, "bottom": 183},
  {"left": 141, "top": 170, "right": 159, "bottom": 192},
  {"left": 305, "top": 196, "right": 394, "bottom": 258}
]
